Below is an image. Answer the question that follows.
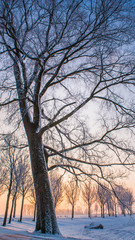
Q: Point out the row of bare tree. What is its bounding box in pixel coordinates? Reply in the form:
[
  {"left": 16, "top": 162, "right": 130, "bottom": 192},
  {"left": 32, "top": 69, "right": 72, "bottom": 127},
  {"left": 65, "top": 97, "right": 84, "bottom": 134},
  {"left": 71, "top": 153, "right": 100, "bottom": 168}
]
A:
[
  {"left": 51, "top": 176, "right": 134, "bottom": 219},
  {"left": 0, "top": 136, "right": 32, "bottom": 226}
]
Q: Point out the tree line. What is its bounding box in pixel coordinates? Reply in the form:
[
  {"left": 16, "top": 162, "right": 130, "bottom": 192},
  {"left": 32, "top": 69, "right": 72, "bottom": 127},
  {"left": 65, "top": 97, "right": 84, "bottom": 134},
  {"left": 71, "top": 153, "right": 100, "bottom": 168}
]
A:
[{"left": 52, "top": 176, "right": 134, "bottom": 219}]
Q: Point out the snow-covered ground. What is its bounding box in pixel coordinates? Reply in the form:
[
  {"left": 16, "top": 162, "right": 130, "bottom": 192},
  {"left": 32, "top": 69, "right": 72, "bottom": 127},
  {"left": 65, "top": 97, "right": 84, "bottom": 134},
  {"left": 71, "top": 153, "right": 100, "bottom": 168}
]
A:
[{"left": 0, "top": 215, "right": 135, "bottom": 240}]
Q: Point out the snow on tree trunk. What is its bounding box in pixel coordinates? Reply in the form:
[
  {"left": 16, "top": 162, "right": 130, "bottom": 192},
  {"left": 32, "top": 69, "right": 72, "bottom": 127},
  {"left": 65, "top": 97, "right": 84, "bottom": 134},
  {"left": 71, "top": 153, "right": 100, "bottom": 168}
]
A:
[{"left": 28, "top": 132, "right": 60, "bottom": 234}]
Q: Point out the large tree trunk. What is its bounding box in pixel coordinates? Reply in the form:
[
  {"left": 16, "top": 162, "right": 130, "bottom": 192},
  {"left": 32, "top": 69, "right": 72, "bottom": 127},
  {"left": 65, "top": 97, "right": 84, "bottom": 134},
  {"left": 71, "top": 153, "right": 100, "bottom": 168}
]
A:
[
  {"left": 28, "top": 132, "right": 60, "bottom": 234},
  {"left": 14, "top": 59, "right": 59, "bottom": 234}
]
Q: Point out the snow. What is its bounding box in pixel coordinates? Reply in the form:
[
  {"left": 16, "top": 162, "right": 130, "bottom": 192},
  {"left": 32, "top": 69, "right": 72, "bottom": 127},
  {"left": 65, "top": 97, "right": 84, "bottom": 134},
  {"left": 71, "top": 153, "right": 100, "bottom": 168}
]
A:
[{"left": 0, "top": 215, "right": 135, "bottom": 239}]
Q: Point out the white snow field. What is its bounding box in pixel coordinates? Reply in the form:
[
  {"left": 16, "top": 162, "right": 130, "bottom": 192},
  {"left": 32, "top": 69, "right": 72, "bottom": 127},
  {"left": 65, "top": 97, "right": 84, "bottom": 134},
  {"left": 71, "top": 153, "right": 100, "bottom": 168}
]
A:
[{"left": 0, "top": 215, "right": 135, "bottom": 240}]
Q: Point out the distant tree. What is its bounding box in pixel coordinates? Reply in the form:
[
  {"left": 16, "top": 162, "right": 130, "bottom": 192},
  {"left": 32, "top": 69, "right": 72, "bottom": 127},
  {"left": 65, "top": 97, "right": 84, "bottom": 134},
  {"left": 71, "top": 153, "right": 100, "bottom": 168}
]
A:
[
  {"left": 0, "top": 136, "right": 20, "bottom": 226},
  {"left": 65, "top": 180, "right": 79, "bottom": 219},
  {"left": 18, "top": 157, "right": 32, "bottom": 222},
  {"left": 0, "top": 155, "right": 7, "bottom": 193},
  {"left": 27, "top": 184, "right": 36, "bottom": 221},
  {"left": 97, "top": 184, "right": 107, "bottom": 218},
  {"left": 111, "top": 194, "right": 118, "bottom": 217},
  {"left": 0, "top": 158, "right": 6, "bottom": 215},
  {"left": 115, "top": 185, "right": 126, "bottom": 216},
  {"left": 82, "top": 181, "right": 95, "bottom": 218},
  {"left": 12, "top": 192, "right": 20, "bottom": 219},
  {"left": 8, "top": 155, "right": 26, "bottom": 224},
  {"left": 94, "top": 203, "right": 99, "bottom": 217},
  {"left": 125, "top": 189, "right": 134, "bottom": 215},
  {"left": 8, "top": 182, "right": 19, "bottom": 224},
  {"left": 115, "top": 185, "right": 134, "bottom": 216},
  {"left": 105, "top": 188, "right": 114, "bottom": 217},
  {"left": 50, "top": 171, "right": 64, "bottom": 209}
]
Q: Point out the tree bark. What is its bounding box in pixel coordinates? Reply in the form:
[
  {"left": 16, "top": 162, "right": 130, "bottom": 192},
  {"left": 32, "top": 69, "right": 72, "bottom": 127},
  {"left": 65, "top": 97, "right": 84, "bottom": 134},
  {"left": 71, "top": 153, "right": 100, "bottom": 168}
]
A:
[
  {"left": 35, "top": 201, "right": 41, "bottom": 231},
  {"left": 28, "top": 131, "right": 60, "bottom": 234}
]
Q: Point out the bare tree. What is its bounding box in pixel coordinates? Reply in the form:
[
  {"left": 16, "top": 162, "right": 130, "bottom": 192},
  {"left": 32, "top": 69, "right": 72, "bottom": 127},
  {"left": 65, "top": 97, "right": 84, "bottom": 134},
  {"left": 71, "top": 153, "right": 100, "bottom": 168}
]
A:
[
  {"left": 125, "top": 189, "right": 134, "bottom": 215},
  {"left": 8, "top": 154, "right": 26, "bottom": 224},
  {"left": 115, "top": 185, "right": 126, "bottom": 216},
  {"left": 94, "top": 203, "right": 99, "bottom": 217},
  {"left": 27, "top": 184, "right": 36, "bottom": 221},
  {"left": 0, "top": 136, "right": 20, "bottom": 226},
  {"left": 0, "top": 158, "right": 6, "bottom": 215},
  {"left": 104, "top": 186, "right": 114, "bottom": 217},
  {"left": 0, "top": 0, "right": 135, "bottom": 234},
  {"left": 50, "top": 171, "right": 64, "bottom": 209},
  {"left": 97, "top": 184, "right": 108, "bottom": 218},
  {"left": 8, "top": 181, "right": 19, "bottom": 224},
  {"left": 115, "top": 185, "right": 134, "bottom": 216},
  {"left": 0, "top": 159, "right": 6, "bottom": 191},
  {"left": 82, "top": 181, "right": 95, "bottom": 218},
  {"left": 18, "top": 157, "right": 32, "bottom": 222},
  {"left": 65, "top": 180, "right": 79, "bottom": 219},
  {"left": 111, "top": 194, "right": 118, "bottom": 217},
  {"left": 12, "top": 191, "right": 20, "bottom": 219}
]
